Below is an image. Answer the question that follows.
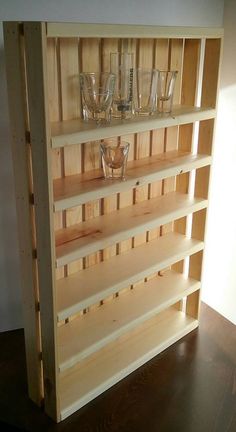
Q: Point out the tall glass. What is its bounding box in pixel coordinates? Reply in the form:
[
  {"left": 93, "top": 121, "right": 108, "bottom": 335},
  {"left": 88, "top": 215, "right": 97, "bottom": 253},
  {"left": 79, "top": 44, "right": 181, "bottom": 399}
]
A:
[
  {"left": 157, "top": 70, "right": 178, "bottom": 113},
  {"left": 80, "top": 72, "right": 116, "bottom": 124},
  {"left": 133, "top": 68, "right": 158, "bottom": 116},
  {"left": 110, "top": 53, "right": 134, "bottom": 119}
]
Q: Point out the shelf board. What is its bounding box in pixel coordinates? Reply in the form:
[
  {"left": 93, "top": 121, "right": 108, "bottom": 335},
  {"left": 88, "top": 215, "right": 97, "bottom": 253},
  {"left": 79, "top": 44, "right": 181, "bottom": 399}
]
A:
[
  {"left": 53, "top": 150, "right": 212, "bottom": 211},
  {"left": 59, "top": 307, "right": 198, "bottom": 420},
  {"left": 57, "top": 232, "right": 204, "bottom": 320},
  {"left": 55, "top": 192, "right": 207, "bottom": 267},
  {"left": 47, "top": 22, "right": 224, "bottom": 39},
  {"left": 51, "top": 105, "right": 216, "bottom": 149},
  {"left": 58, "top": 270, "right": 200, "bottom": 371}
]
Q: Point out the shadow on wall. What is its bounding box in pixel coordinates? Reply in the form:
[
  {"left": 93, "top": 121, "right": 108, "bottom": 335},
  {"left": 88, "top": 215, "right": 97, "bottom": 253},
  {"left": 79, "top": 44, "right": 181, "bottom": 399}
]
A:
[{"left": 0, "top": 30, "right": 23, "bottom": 331}]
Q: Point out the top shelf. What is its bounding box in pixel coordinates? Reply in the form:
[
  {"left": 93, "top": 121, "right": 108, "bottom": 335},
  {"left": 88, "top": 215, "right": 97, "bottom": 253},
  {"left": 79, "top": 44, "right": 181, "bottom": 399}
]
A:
[
  {"left": 46, "top": 22, "right": 224, "bottom": 39},
  {"left": 50, "top": 105, "right": 216, "bottom": 149}
]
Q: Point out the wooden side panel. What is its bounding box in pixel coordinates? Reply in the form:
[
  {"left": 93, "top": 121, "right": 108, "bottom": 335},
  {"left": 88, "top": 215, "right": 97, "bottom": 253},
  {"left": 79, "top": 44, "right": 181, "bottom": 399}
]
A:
[
  {"left": 187, "top": 38, "right": 222, "bottom": 319},
  {"left": 3, "top": 21, "right": 43, "bottom": 407},
  {"left": 24, "top": 22, "right": 60, "bottom": 421}
]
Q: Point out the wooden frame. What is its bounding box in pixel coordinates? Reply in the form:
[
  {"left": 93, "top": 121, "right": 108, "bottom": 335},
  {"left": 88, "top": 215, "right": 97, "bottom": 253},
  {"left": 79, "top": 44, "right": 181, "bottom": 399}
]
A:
[{"left": 4, "top": 21, "right": 223, "bottom": 422}]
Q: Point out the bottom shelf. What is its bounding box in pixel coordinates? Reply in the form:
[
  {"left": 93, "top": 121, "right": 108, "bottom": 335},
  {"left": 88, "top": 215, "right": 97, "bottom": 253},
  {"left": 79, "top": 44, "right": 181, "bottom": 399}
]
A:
[{"left": 59, "top": 307, "right": 198, "bottom": 420}]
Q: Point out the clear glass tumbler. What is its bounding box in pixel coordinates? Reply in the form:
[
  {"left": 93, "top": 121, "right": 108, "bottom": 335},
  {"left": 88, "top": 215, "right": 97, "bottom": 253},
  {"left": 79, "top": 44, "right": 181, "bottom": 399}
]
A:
[
  {"left": 157, "top": 70, "right": 178, "bottom": 113},
  {"left": 80, "top": 72, "right": 116, "bottom": 124},
  {"left": 100, "top": 139, "right": 130, "bottom": 180},
  {"left": 110, "top": 52, "right": 134, "bottom": 119},
  {"left": 133, "top": 68, "right": 158, "bottom": 116}
]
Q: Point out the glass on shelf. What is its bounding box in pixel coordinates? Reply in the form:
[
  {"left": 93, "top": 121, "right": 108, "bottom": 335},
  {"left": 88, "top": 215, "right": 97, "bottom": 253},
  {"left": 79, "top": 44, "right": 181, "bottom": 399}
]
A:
[
  {"left": 80, "top": 72, "right": 116, "bottom": 124},
  {"left": 157, "top": 70, "right": 178, "bottom": 113},
  {"left": 110, "top": 52, "right": 134, "bottom": 120},
  {"left": 100, "top": 139, "right": 130, "bottom": 180}
]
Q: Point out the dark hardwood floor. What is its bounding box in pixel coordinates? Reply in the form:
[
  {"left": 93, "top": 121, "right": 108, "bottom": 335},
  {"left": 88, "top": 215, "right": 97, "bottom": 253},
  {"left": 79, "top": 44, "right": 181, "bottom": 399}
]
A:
[{"left": 0, "top": 302, "right": 236, "bottom": 432}]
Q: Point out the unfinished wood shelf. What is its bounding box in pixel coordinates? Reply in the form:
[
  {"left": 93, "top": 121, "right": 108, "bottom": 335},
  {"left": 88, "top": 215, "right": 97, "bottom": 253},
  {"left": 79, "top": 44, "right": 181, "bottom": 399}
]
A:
[
  {"left": 58, "top": 270, "right": 200, "bottom": 371},
  {"left": 4, "top": 21, "right": 222, "bottom": 422},
  {"left": 51, "top": 105, "right": 216, "bottom": 148},
  {"left": 59, "top": 307, "right": 198, "bottom": 420},
  {"left": 53, "top": 150, "right": 212, "bottom": 210},
  {"left": 57, "top": 232, "right": 204, "bottom": 320}
]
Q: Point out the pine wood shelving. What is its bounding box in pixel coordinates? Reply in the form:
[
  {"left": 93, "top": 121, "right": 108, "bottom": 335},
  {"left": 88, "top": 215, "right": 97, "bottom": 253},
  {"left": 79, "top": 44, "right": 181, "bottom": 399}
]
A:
[{"left": 4, "top": 21, "right": 222, "bottom": 422}]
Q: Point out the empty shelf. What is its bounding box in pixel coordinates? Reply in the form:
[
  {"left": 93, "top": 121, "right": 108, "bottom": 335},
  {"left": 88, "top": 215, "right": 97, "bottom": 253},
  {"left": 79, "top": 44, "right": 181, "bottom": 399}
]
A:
[
  {"left": 58, "top": 270, "right": 200, "bottom": 371},
  {"left": 59, "top": 307, "right": 198, "bottom": 420},
  {"left": 57, "top": 232, "right": 204, "bottom": 320},
  {"left": 55, "top": 192, "right": 207, "bottom": 267}
]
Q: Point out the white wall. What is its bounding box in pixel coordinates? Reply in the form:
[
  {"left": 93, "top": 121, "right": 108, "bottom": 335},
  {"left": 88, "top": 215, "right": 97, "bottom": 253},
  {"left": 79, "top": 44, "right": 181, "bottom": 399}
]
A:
[
  {"left": 0, "top": 0, "right": 224, "bottom": 331},
  {"left": 201, "top": 0, "right": 236, "bottom": 324}
]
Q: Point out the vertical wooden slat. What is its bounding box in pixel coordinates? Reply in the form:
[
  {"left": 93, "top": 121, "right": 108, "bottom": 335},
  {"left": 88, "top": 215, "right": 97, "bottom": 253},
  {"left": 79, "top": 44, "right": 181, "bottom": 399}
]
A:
[
  {"left": 47, "top": 38, "right": 64, "bottom": 280},
  {"left": 161, "top": 39, "right": 184, "bottom": 236},
  {"left": 59, "top": 38, "right": 82, "bottom": 276},
  {"left": 174, "top": 39, "right": 201, "bottom": 249},
  {"left": 24, "top": 22, "right": 60, "bottom": 421},
  {"left": 81, "top": 38, "right": 101, "bottom": 270},
  {"left": 134, "top": 39, "right": 154, "bottom": 250},
  {"left": 148, "top": 39, "right": 169, "bottom": 244},
  {"left": 101, "top": 38, "right": 119, "bottom": 264},
  {"left": 116, "top": 39, "right": 136, "bottom": 294},
  {"left": 3, "top": 21, "right": 43, "bottom": 407}
]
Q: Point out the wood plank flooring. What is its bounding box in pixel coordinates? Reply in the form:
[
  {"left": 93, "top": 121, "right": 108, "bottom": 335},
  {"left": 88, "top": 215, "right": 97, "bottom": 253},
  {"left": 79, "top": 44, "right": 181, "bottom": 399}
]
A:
[{"left": 0, "top": 302, "right": 236, "bottom": 432}]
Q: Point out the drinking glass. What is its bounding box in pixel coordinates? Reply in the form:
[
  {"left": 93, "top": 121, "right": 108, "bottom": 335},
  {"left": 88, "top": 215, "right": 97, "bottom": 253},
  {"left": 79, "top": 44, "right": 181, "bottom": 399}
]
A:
[
  {"left": 157, "top": 70, "right": 178, "bottom": 113},
  {"left": 100, "top": 139, "right": 130, "bottom": 179},
  {"left": 133, "top": 68, "right": 158, "bottom": 115},
  {"left": 80, "top": 72, "right": 116, "bottom": 124},
  {"left": 110, "top": 52, "right": 134, "bottom": 119}
]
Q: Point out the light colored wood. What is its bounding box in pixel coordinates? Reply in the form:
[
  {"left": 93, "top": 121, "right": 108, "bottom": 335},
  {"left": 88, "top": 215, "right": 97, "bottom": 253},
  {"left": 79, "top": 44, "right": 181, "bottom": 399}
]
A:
[
  {"left": 133, "top": 38, "right": 154, "bottom": 255},
  {"left": 54, "top": 151, "right": 211, "bottom": 211},
  {"left": 59, "top": 307, "right": 198, "bottom": 420},
  {"left": 59, "top": 38, "right": 83, "bottom": 276},
  {"left": 51, "top": 105, "right": 216, "bottom": 148},
  {"left": 174, "top": 38, "right": 201, "bottom": 272},
  {"left": 47, "top": 22, "right": 223, "bottom": 39},
  {"left": 55, "top": 192, "right": 207, "bottom": 267},
  {"left": 162, "top": 39, "right": 184, "bottom": 236},
  {"left": 187, "top": 38, "right": 222, "bottom": 319},
  {"left": 81, "top": 38, "right": 101, "bottom": 271},
  {"left": 5, "top": 22, "right": 223, "bottom": 423},
  {"left": 3, "top": 22, "right": 43, "bottom": 406},
  {"left": 57, "top": 232, "right": 204, "bottom": 319},
  {"left": 58, "top": 270, "right": 200, "bottom": 370},
  {"left": 148, "top": 38, "right": 169, "bottom": 244},
  {"left": 24, "top": 22, "right": 60, "bottom": 421},
  {"left": 100, "top": 38, "right": 119, "bottom": 264},
  {"left": 47, "top": 37, "right": 65, "bottom": 281}
]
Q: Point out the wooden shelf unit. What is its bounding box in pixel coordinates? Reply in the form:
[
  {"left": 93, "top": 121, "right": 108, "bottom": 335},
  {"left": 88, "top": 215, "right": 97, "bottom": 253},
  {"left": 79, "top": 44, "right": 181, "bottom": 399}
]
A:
[{"left": 4, "top": 21, "right": 223, "bottom": 422}]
